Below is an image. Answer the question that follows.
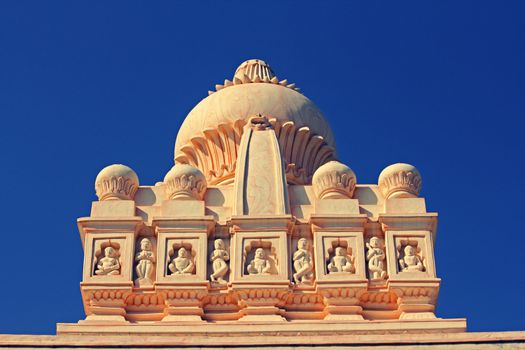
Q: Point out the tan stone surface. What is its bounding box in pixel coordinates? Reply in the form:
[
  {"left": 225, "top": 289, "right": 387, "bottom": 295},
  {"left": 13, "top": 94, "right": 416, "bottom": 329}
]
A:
[{"left": 1, "top": 329, "right": 525, "bottom": 349}]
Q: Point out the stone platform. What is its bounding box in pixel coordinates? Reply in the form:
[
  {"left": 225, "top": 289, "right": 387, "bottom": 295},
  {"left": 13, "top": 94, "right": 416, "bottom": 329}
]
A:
[{"left": 2, "top": 325, "right": 525, "bottom": 349}]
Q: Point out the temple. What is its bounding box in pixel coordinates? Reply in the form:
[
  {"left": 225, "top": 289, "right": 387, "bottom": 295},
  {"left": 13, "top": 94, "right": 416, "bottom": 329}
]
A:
[{"left": 2, "top": 59, "right": 524, "bottom": 349}]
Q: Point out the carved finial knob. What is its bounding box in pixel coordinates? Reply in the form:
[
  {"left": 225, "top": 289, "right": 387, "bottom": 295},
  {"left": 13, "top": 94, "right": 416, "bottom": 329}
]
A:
[
  {"left": 95, "top": 164, "right": 139, "bottom": 201},
  {"left": 164, "top": 163, "right": 207, "bottom": 200},
  {"left": 234, "top": 59, "right": 276, "bottom": 82},
  {"left": 312, "top": 161, "right": 357, "bottom": 199},
  {"left": 378, "top": 163, "right": 422, "bottom": 199}
]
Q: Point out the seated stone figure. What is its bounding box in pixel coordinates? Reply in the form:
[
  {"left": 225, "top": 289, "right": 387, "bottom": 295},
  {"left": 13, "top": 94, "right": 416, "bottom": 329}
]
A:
[
  {"left": 293, "top": 238, "right": 314, "bottom": 284},
  {"left": 210, "top": 238, "right": 230, "bottom": 284},
  {"left": 399, "top": 245, "right": 424, "bottom": 272},
  {"left": 168, "top": 247, "right": 195, "bottom": 275},
  {"left": 95, "top": 246, "right": 121, "bottom": 275},
  {"left": 327, "top": 247, "right": 355, "bottom": 273},
  {"left": 135, "top": 238, "right": 155, "bottom": 285},
  {"left": 247, "top": 248, "right": 272, "bottom": 275}
]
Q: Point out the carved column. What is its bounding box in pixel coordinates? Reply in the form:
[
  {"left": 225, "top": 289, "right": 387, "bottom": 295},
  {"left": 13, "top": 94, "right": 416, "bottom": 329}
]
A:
[
  {"left": 311, "top": 215, "right": 368, "bottom": 321},
  {"left": 229, "top": 216, "right": 292, "bottom": 322},
  {"left": 380, "top": 214, "right": 440, "bottom": 320},
  {"left": 153, "top": 217, "right": 214, "bottom": 322},
  {"left": 78, "top": 217, "right": 142, "bottom": 323}
]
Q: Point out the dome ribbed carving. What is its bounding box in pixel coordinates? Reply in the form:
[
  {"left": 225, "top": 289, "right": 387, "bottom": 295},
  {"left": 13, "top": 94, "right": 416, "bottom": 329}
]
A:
[{"left": 174, "top": 59, "right": 336, "bottom": 186}]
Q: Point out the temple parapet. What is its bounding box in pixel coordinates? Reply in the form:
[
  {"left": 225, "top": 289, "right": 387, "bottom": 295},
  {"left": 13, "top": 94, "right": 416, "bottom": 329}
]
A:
[{"left": 75, "top": 59, "right": 458, "bottom": 332}]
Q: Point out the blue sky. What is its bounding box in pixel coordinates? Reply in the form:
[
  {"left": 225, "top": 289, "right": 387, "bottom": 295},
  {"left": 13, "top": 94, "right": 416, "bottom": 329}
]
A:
[{"left": 0, "top": 1, "right": 523, "bottom": 334}]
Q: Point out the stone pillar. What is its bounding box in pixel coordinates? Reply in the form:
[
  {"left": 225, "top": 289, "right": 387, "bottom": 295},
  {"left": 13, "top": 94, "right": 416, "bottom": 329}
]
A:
[
  {"left": 78, "top": 217, "right": 142, "bottom": 323},
  {"left": 311, "top": 215, "right": 368, "bottom": 321},
  {"left": 380, "top": 214, "right": 440, "bottom": 320},
  {"left": 153, "top": 217, "right": 214, "bottom": 323},
  {"left": 229, "top": 216, "right": 292, "bottom": 322}
]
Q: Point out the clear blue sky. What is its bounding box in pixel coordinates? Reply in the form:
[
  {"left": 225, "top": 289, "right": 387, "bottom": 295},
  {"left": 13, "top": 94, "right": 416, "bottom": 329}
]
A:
[{"left": 0, "top": 1, "right": 523, "bottom": 335}]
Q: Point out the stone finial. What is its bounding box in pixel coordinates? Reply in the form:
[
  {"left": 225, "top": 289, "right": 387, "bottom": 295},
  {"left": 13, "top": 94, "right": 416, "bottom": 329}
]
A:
[
  {"left": 164, "top": 163, "right": 207, "bottom": 200},
  {"left": 234, "top": 59, "right": 276, "bottom": 82},
  {"left": 378, "top": 163, "right": 422, "bottom": 199},
  {"left": 95, "top": 164, "right": 139, "bottom": 201},
  {"left": 312, "top": 161, "right": 357, "bottom": 199}
]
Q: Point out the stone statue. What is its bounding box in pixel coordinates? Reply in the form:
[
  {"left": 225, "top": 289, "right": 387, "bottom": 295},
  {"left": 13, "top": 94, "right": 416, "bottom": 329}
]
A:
[
  {"left": 399, "top": 245, "right": 424, "bottom": 272},
  {"left": 210, "top": 239, "right": 229, "bottom": 284},
  {"left": 293, "top": 238, "right": 313, "bottom": 284},
  {"left": 135, "top": 238, "right": 155, "bottom": 286},
  {"left": 366, "top": 237, "right": 387, "bottom": 280},
  {"left": 168, "top": 247, "right": 195, "bottom": 275},
  {"left": 327, "top": 247, "right": 354, "bottom": 273},
  {"left": 95, "top": 246, "right": 121, "bottom": 275},
  {"left": 247, "top": 248, "right": 272, "bottom": 275}
]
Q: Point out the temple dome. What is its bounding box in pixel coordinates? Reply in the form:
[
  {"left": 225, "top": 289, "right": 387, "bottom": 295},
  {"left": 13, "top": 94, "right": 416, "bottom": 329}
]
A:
[{"left": 174, "top": 59, "right": 336, "bottom": 186}]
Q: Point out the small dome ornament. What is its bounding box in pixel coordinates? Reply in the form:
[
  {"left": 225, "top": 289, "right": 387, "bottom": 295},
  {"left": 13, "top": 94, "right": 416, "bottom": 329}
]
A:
[
  {"left": 378, "top": 163, "right": 422, "bottom": 199},
  {"left": 312, "top": 161, "right": 357, "bottom": 199},
  {"left": 164, "top": 163, "right": 207, "bottom": 200},
  {"left": 95, "top": 164, "right": 139, "bottom": 201}
]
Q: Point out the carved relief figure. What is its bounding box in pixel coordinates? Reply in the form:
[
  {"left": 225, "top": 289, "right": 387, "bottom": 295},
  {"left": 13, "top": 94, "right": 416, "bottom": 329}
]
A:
[
  {"left": 247, "top": 248, "right": 272, "bottom": 275},
  {"left": 293, "top": 238, "right": 314, "bottom": 284},
  {"left": 399, "top": 245, "right": 425, "bottom": 272},
  {"left": 95, "top": 246, "right": 121, "bottom": 275},
  {"left": 168, "top": 247, "right": 195, "bottom": 275},
  {"left": 210, "top": 239, "right": 229, "bottom": 284},
  {"left": 366, "top": 237, "right": 387, "bottom": 280},
  {"left": 327, "top": 247, "right": 355, "bottom": 273},
  {"left": 135, "top": 238, "right": 155, "bottom": 286}
]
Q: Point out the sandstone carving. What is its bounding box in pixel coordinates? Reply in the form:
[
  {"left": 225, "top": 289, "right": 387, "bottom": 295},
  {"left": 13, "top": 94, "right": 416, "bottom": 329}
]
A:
[
  {"left": 378, "top": 163, "right": 422, "bottom": 199},
  {"left": 164, "top": 163, "right": 207, "bottom": 200},
  {"left": 247, "top": 248, "right": 273, "bottom": 275},
  {"left": 327, "top": 247, "right": 355, "bottom": 273},
  {"left": 366, "top": 237, "right": 387, "bottom": 280},
  {"left": 77, "top": 59, "right": 450, "bottom": 329},
  {"left": 168, "top": 247, "right": 195, "bottom": 275},
  {"left": 95, "top": 164, "right": 139, "bottom": 201},
  {"left": 210, "top": 239, "right": 229, "bottom": 284},
  {"left": 399, "top": 245, "right": 425, "bottom": 272},
  {"left": 134, "top": 238, "right": 155, "bottom": 286},
  {"left": 293, "top": 238, "right": 314, "bottom": 284},
  {"left": 95, "top": 246, "right": 121, "bottom": 275},
  {"left": 312, "top": 161, "right": 357, "bottom": 199}
]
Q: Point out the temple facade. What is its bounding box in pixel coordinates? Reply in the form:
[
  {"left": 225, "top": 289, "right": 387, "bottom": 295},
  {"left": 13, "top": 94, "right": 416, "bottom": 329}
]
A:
[{"left": 2, "top": 59, "right": 524, "bottom": 349}]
